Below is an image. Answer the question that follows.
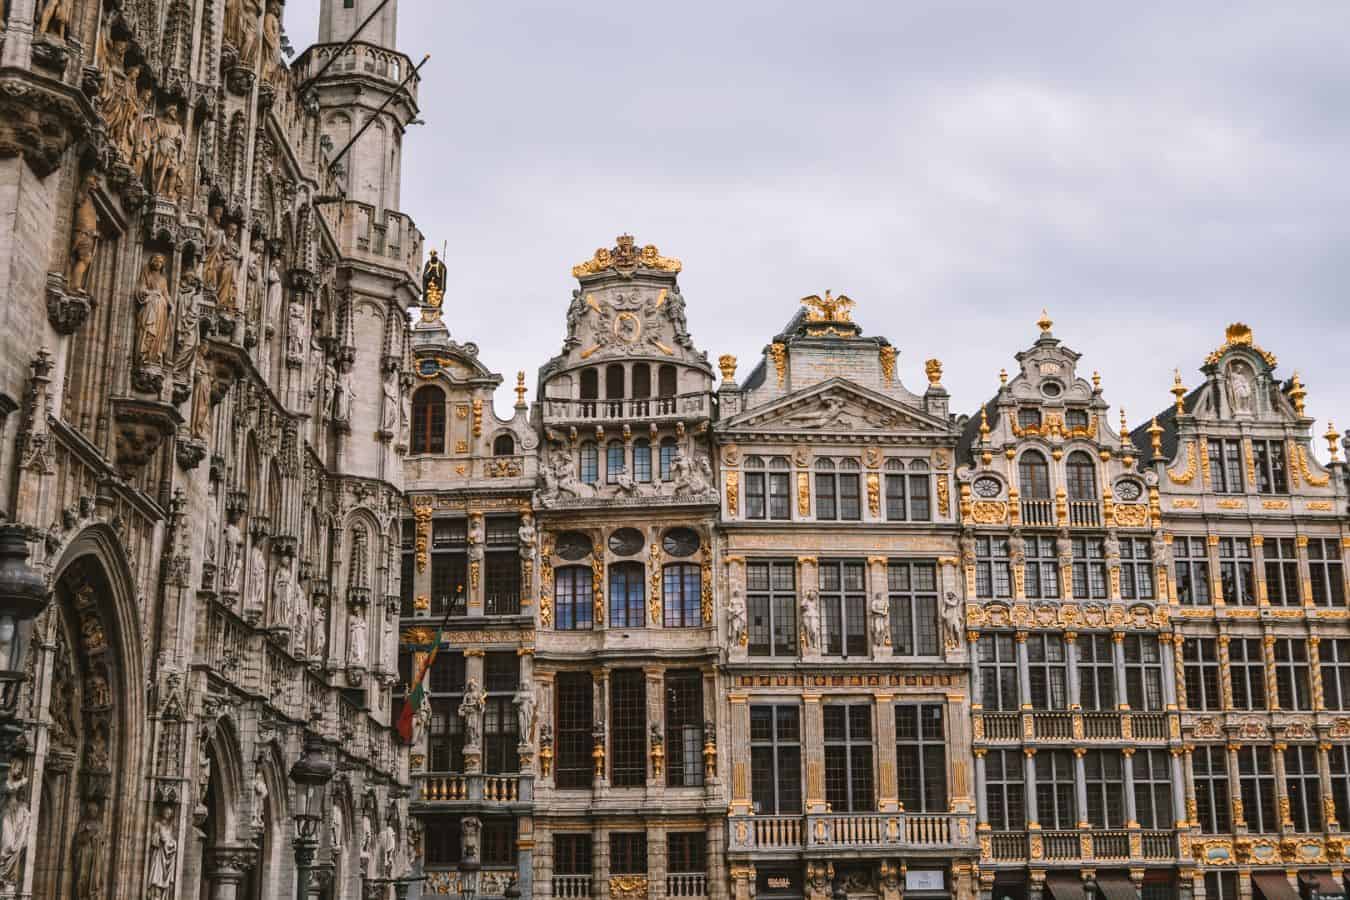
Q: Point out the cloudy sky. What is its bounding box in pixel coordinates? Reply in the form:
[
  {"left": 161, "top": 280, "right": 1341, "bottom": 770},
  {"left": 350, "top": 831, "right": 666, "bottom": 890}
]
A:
[{"left": 287, "top": 2, "right": 1350, "bottom": 448}]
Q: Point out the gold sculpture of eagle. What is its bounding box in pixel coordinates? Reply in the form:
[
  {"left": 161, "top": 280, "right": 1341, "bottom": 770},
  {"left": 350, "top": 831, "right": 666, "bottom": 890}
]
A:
[{"left": 800, "top": 290, "right": 855, "bottom": 323}]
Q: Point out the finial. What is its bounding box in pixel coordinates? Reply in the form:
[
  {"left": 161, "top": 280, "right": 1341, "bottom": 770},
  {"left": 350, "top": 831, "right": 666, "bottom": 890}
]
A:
[
  {"left": 1037, "top": 308, "right": 1053, "bottom": 334},
  {"left": 1327, "top": 421, "right": 1340, "bottom": 462},
  {"left": 999, "top": 368, "right": 1008, "bottom": 386},
  {"left": 1288, "top": 372, "right": 1307, "bottom": 416},
  {"left": 979, "top": 405, "right": 990, "bottom": 442},
  {"left": 1171, "top": 369, "right": 1187, "bottom": 415},
  {"left": 514, "top": 371, "right": 527, "bottom": 407},
  {"left": 924, "top": 358, "right": 943, "bottom": 386},
  {"left": 1092, "top": 371, "right": 1101, "bottom": 392},
  {"left": 1148, "top": 417, "right": 1163, "bottom": 455},
  {"left": 718, "top": 354, "right": 738, "bottom": 383}
]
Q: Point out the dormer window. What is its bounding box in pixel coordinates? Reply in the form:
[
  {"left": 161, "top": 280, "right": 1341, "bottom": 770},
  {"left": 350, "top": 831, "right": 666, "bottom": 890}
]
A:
[
  {"left": 411, "top": 386, "right": 446, "bottom": 454},
  {"left": 493, "top": 435, "right": 515, "bottom": 456},
  {"left": 1017, "top": 408, "right": 1042, "bottom": 431}
]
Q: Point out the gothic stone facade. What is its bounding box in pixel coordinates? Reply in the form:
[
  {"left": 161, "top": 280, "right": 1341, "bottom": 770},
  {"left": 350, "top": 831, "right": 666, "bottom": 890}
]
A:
[{"left": 0, "top": 0, "right": 421, "bottom": 896}]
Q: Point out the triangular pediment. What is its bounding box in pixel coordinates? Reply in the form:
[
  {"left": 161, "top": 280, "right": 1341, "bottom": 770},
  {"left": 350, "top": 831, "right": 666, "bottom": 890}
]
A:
[{"left": 725, "top": 378, "right": 949, "bottom": 435}]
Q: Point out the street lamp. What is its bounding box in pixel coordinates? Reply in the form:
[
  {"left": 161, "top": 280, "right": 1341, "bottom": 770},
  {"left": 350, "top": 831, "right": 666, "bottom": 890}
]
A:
[
  {"left": 0, "top": 525, "right": 49, "bottom": 767},
  {"left": 288, "top": 731, "right": 333, "bottom": 900}
]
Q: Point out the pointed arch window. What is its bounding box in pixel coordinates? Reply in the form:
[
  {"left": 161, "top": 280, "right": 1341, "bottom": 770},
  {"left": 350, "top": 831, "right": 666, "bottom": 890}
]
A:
[{"left": 411, "top": 386, "right": 445, "bottom": 454}]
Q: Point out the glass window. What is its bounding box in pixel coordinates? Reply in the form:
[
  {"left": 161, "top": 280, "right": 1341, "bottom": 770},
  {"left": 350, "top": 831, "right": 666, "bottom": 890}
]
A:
[
  {"left": 609, "top": 832, "right": 647, "bottom": 874},
  {"left": 492, "top": 434, "right": 515, "bottom": 456},
  {"left": 665, "top": 670, "right": 704, "bottom": 787},
  {"left": 1034, "top": 750, "right": 1077, "bottom": 830},
  {"left": 1285, "top": 745, "right": 1322, "bottom": 833},
  {"left": 1252, "top": 440, "right": 1288, "bottom": 494},
  {"left": 1310, "top": 538, "right": 1347, "bottom": 607},
  {"left": 1084, "top": 750, "right": 1125, "bottom": 827},
  {"left": 1263, "top": 537, "right": 1300, "bottom": 606},
  {"left": 819, "top": 560, "right": 867, "bottom": 658},
  {"left": 606, "top": 440, "right": 626, "bottom": 484},
  {"left": 1174, "top": 537, "right": 1211, "bottom": 606},
  {"left": 1132, "top": 750, "right": 1174, "bottom": 830},
  {"left": 1237, "top": 745, "right": 1277, "bottom": 834},
  {"left": 751, "top": 705, "right": 801, "bottom": 815},
  {"left": 1066, "top": 452, "right": 1097, "bottom": 500},
  {"left": 979, "top": 633, "right": 1019, "bottom": 711},
  {"left": 975, "top": 535, "right": 1012, "bottom": 599},
  {"left": 815, "top": 459, "right": 837, "bottom": 521},
  {"left": 659, "top": 439, "right": 678, "bottom": 482},
  {"left": 1017, "top": 408, "right": 1042, "bottom": 431},
  {"left": 1229, "top": 638, "right": 1267, "bottom": 710},
  {"left": 1330, "top": 744, "right": 1350, "bottom": 829},
  {"left": 633, "top": 439, "right": 652, "bottom": 483},
  {"left": 1025, "top": 535, "right": 1061, "bottom": 600},
  {"left": 610, "top": 670, "right": 646, "bottom": 787},
  {"left": 768, "top": 457, "right": 791, "bottom": 520},
  {"left": 579, "top": 442, "right": 599, "bottom": 485},
  {"left": 662, "top": 563, "right": 701, "bottom": 628},
  {"left": 1026, "top": 634, "right": 1068, "bottom": 710},
  {"left": 579, "top": 368, "right": 599, "bottom": 401},
  {"left": 1123, "top": 634, "right": 1164, "bottom": 711},
  {"left": 984, "top": 749, "right": 1025, "bottom": 830},
  {"left": 1207, "top": 438, "right": 1244, "bottom": 493},
  {"left": 887, "top": 561, "right": 939, "bottom": 656},
  {"left": 608, "top": 562, "right": 645, "bottom": 629},
  {"left": 483, "top": 654, "right": 520, "bottom": 774},
  {"left": 824, "top": 704, "right": 873, "bottom": 812},
  {"left": 1077, "top": 634, "right": 1116, "bottom": 711},
  {"left": 838, "top": 462, "right": 862, "bottom": 521},
  {"left": 1206, "top": 874, "right": 1238, "bottom": 900},
  {"left": 1071, "top": 536, "right": 1108, "bottom": 600},
  {"left": 1119, "top": 538, "right": 1155, "bottom": 600},
  {"left": 1274, "top": 638, "right": 1312, "bottom": 711},
  {"left": 745, "top": 458, "right": 766, "bottom": 520},
  {"left": 411, "top": 386, "right": 445, "bottom": 454},
  {"left": 1018, "top": 451, "right": 1051, "bottom": 498},
  {"left": 555, "top": 566, "right": 594, "bottom": 631},
  {"left": 1322, "top": 638, "right": 1350, "bottom": 711},
  {"left": 747, "top": 561, "right": 797, "bottom": 657},
  {"left": 1218, "top": 538, "right": 1255, "bottom": 606},
  {"left": 1193, "top": 745, "right": 1231, "bottom": 834},
  {"left": 425, "top": 815, "right": 462, "bottom": 865},
  {"left": 555, "top": 672, "right": 594, "bottom": 790},
  {"left": 553, "top": 834, "right": 593, "bottom": 875},
  {"left": 667, "top": 833, "right": 706, "bottom": 875},
  {"left": 1183, "top": 638, "right": 1220, "bottom": 711},
  {"left": 895, "top": 704, "right": 946, "bottom": 812},
  {"left": 884, "top": 459, "right": 907, "bottom": 521}
]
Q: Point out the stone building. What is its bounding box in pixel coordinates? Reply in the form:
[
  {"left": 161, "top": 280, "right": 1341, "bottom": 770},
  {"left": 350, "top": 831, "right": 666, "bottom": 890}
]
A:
[{"left": 0, "top": 0, "right": 420, "bottom": 895}]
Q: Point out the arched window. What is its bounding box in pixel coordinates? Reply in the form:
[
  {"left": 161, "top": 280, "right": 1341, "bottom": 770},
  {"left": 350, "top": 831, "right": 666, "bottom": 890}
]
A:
[
  {"left": 609, "top": 561, "right": 645, "bottom": 628},
  {"left": 605, "top": 364, "right": 625, "bottom": 401},
  {"left": 411, "top": 386, "right": 445, "bottom": 454},
  {"left": 1066, "top": 452, "right": 1098, "bottom": 500},
  {"left": 659, "top": 438, "right": 678, "bottom": 481},
  {"left": 492, "top": 434, "right": 515, "bottom": 456},
  {"left": 658, "top": 365, "right": 677, "bottom": 398},
  {"left": 579, "top": 368, "right": 599, "bottom": 400},
  {"left": 633, "top": 438, "right": 652, "bottom": 483},
  {"left": 606, "top": 440, "right": 626, "bottom": 484},
  {"left": 579, "top": 442, "right": 599, "bottom": 485},
  {"left": 1018, "top": 450, "right": 1051, "bottom": 499},
  {"left": 632, "top": 364, "right": 651, "bottom": 399},
  {"left": 555, "top": 566, "right": 594, "bottom": 630}
]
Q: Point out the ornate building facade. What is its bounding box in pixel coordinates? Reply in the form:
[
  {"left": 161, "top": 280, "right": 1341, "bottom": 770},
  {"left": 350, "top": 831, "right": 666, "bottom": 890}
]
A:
[{"left": 0, "top": 0, "right": 420, "bottom": 896}]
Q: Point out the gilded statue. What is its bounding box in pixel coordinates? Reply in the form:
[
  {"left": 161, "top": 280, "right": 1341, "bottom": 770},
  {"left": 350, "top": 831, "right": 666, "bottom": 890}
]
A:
[
  {"left": 421, "top": 249, "right": 446, "bottom": 306},
  {"left": 135, "top": 254, "right": 174, "bottom": 365},
  {"left": 800, "top": 289, "right": 855, "bottom": 323},
  {"left": 36, "top": 0, "right": 72, "bottom": 40},
  {"left": 66, "top": 173, "right": 100, "bottom": 294},
  {"left": 152, "top": 107, "right": 185, "bottom": 200}
]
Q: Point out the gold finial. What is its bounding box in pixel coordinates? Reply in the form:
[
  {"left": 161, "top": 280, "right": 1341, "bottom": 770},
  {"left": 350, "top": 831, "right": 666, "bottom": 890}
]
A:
[
  {"left": 979, "top": 405, "right": 990, "bottom": 441},
  {"left": 1171, "top": 369, "right": 1187, "bottom": 415},
  {"left": 1037, "top": 308, "right": 1053, "bottom": 334},
  {"left": 1289, "top": 372, "right": 1307, "bottom": 416},
  {"left": 1092, "top": 371, "right": 1101, "bottom": 391},
  {"left": 572, "top": 234, "right": 682, "bottom": 278},
  {"left": 1327, "top": 421, "right": 1340, "bottom": 462},
  {"left": 515, "top": 371, "right": 527, "bottom": 406},
  {"left": 1225, "top": 322, "right": 1254, "bottom": 347},
  {"left": 718, "top": 354, "right": 738, "bottom": 383},
  {"left": 1148, "top": 417, "right": 1163, "bottom": 455},
  {"left": 999, "top": 368, "right": 1008, "bottom": 386},
  {"left": 924, "top": 358, "right": 943, "bottom": 386}
]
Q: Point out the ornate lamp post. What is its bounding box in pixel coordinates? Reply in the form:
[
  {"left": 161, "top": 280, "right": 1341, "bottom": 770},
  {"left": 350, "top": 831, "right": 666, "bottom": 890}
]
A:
[
  {"left": 0, "top": 526, "right": 49, "bottom": 769},
  {"left": 288, "top": 731, "right": 333, "bottom": 900}
]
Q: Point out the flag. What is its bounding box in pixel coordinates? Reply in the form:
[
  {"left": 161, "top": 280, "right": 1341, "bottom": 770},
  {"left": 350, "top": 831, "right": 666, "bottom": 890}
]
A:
[{"left": 396, "top": 599, "right": 454, "bottom": 743}]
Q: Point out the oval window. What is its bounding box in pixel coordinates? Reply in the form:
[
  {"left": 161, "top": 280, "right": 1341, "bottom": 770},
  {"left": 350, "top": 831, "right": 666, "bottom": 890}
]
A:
[
  {"left": 555, "top": 531, "right": 594, "bottom": 561},
  {"left": 607, "top": 528, "right": 645, "bottom": 557},
  {"left": 661, "top": 527, "right": 701, "bottom": 558},
  {"left": 973, "top": 477, "right": 1002, "bottom": 498}
]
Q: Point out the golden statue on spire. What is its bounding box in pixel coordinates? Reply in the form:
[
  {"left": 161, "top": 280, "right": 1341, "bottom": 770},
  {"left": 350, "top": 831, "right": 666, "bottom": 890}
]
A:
[
  {"left": 800, "top": 290, "right": 855, "bottom": 323},
  {"left": 421, "top": 246, "right": 447, "bottom": 323}
]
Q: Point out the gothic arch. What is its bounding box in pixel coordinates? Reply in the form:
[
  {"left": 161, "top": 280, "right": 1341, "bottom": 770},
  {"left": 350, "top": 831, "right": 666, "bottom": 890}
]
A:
[{"left": 245, "top": 739, "right": 291, "bottom": 900}]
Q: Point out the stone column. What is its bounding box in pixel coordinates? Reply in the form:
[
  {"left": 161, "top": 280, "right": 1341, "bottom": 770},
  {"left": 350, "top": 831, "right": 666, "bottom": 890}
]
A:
[
  {"left": 1159, "top": 633, "right": 1179, "bottom": 709},
  {"left": 703, "top": 665, "right": 720, "bottom": 795},
  {"left": 1120, "top": 748, "right": 1139, "bottom": 827},
  {"left": 1319, "top": 741, "right": 1339, "bottom": 832},
  {"left": 1073, "top": 748, "right": 1090, "bottom": 828},
  {"left": 1263, "top": 634, "right": 1279, "bottom": 711},
  {"left": 1217, "top": 636, "right": 1234, "bottom": 709},
  {"left": 1112, "top": 631, "right": 1128, "bottom": 710},
  {"left": 646, "top": 667, "right": 666, "bottom": 799},
  {"left": 647, "top": 819, "right": 667, "bottom": 900},
  {"left": 874, "top": 693, "right": 898, "bottom": 812},
  {"left": 1207, "top": 534, "right": 1224, "bottom": 606},
  {"left": 1252, "top": 535, "right": 1269, "bottom": 606},
  {"left": 467, "top": 511, "right": 485, "bottom": 616},
  {"left": 1309, "top": 637, "right": 1325, "bottom": 711},
  {"left": 1182, "top": 745, "right": 1198, "bottom": 828},
  {"left": 974, "top": 749, "right": 989, "bottom": 824},
  {"left": 1272, "top": 742, "right": 1292, "bottom": 830},
  {"left": 802, "top": 693, "right": 825, "bottom": 814},
  {"left": 969, "top": 632, "right": 983, "bottom": 706},
  {"left": 1226, "top": 742, "right": 1246, "bottom": 830},
  {"left": 1298, "top": 534, "right": 1315, "bottom": 609},
  {"left": 1024, "top": 748, "right": 1039, "bottom": 826},
  {"left": 1015, "top": 632, "right": 1031, "bottom": 710},
  {"left": 537, "top": 670, "right": 555, "bottom": 790},
  {"left": 706, "top": 819, "right": 728, "bottom": 900},
  {"left": 464, "top": 648, "right": 486, "bottom": 777},
  {"left": 1065, "top": 632, "right": 1081, "bottom": 710},
  {"left": 594, "top": 667, "right": 609, "bottom": 794},
  {"left": 1170, "top": 748, "right": 1188, "bottom": 828},
  {"left": 205, "top": 847, "right": 257, "bottom": 900},
  {"left": 728, "top": 693, "right": 751, "bottom": 815}
]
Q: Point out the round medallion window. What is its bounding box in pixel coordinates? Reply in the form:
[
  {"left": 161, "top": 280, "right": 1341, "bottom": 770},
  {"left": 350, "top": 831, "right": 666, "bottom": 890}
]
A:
[
  {"left": 1041, "top": 381, "right": 1063, "bottom": 398},
  {"left": 1114, "top": 480, "right": 1143, "bottom": 502},
  {"left": 972, "top": 477, "right": 1002, "bottom": 499},
  {"left": 607, "top": 528, "right": 645, "bottom": 557},
  {"left": 555, "top": 531, "right": 593, "bottom": 561},
  {"left": 661, "top": 527, "right": 701, "bottom": 558}
]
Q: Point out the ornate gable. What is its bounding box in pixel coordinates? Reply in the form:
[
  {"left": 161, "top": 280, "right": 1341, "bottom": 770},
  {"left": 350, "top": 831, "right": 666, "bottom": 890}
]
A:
[{"left": 724, "top": 379, "right": 950, "bottom": 438}]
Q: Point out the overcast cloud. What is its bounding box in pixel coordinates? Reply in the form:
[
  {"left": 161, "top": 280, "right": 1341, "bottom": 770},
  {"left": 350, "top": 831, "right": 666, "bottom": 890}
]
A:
[{"left": 286, "top": 2, "right": 1350, "bottom": 446}]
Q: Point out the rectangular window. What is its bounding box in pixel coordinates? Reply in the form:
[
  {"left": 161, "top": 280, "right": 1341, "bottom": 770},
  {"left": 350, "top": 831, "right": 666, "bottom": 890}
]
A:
[
  {"left": 1034, "top": 749, "right": 1077, "bottom": 830},
  {"left": 909, "top": 472, "right": 932, "bottom": 521},
  {"left": 484, "top": 551, "right": 520, "bottom": 615},
  {"left": 555, "top": 566, "right": 594, "bottom": 631},
  {"left": 819, "top": 560, "right": 867, "bottom": 658},
  {"left": 1193, "top": 745, "right": 1231, "bottom": 834},
  {"left": 1119, "top": 538, "right": 1155, "bottom": 600},
  {"left": 1285, "top": 745, "right": 1322, "bottom": 833},
  {"left": 555, "top": 672, "right": 594, "bottom": 790},
  {"left": 1218, "top": 538, "right": 1255, "bottom": 606},
  {"left": 1229, "top": 638, "right": 1267, "bottom": 710},
  {"left": 431, "top": 551, "right": 467, "bottom": 617},
  {"left": 483, "top": 653, "right": 519, "bottom": 774},
  {"left": 1183, "top": 638, "right": 1221, "bottom": 711},
  {"left": 1084, "top": 750, "right": 1125, "bottom": 828},
  {"left": 984, "top": 749, "right": 1025, "bottom": 830},
  {"left": 1174, "top": 537, "right": 1211, "bottom": 606},
  {"left": 425, "top": 816, "right": 462, "bottom": 865},
  {"left": 1025, "top": 535, "right": 1061, "bottom": 600},
  {"left": 608, "top": 563, "right": 646, "bottom": 629},
  {"left": 750, "top": 705, "right": 802, "bottom": 815},
  {"left": 667, "top": 833, "right": 707, "bottom": 875},
  {"left": 1237, "top": 745, "right": 1277, "bottom": 834},
  {"left": 580, "top": 444, "right": 599, "bottom": 485},
  {"left": 1207, "top": 438, "right": 1244, "bottom": 493},
  {"left": 609, "top": 832, "right": 648, "bottom": 875},
  {"left": 1123, "top": 634, "right": 1164, "bottom": 711},
  {"left": 1310, "top": 538, "right": 1347, "bottom": 607},
  {"left": 1077, "top": 634, "right": 1117, "bottom": 711},
  {"left": 746, "top": 561, "right": 797, "bottom": 658},
  {"left": 428, "top": 698, "right": 464, "bottom": 773},
  {"left": 1252, "top": 439, "right": 1288, "bottom": 494},
  {"left": 824, "top": 704, "right": 873, "bottom": 812},
  {"left": 745, "top": 472, "right": 766, "bottom": 519},
  {"left": 1264, "top": 537, "right": 1301, "bottom": 606},
  {"left": 665, "top": 671, "right": 704, "bottom": 787},
  {"left": 979, "top": 633, "right": 1019, "bottom": 711},
  {"left": 975, "top": 535, "right": 1012, "bottom": 600},
  {"left": 1274, "top": 638, "right": 1312, "bottom": 711},
  {"left": 1026, "top": 633, "right": 1068, "bottom": 710},
  {"left": 1322, "top": 638, "right": 1350, "bottom": 711},
  {"left": 768, "top": 471, "right": 791, "bottom": 519},
  {"left": 887, "top": 561, "right": 939, "bottom": 656},
  {"left": 662, "top": 564, "right": 702, "bottom": 628},
  {"left": 1132, "top": 750, "right": 1174, "bottom": 830},
  {"left": 885, "top": 471, "right": 907, "bottom": 521},
  {"left": 633, "top": 442, "right": 652, "bottom": 483},
  {"left": 1330, "top": 745, "right": 1350, "bottom": 829},
  {"left": 400, "top": 548, "right": 416, "bottom": 616},
  {"left": 553, "top": 834, "right": 593, "bottom": 875},
  {"left": 1071, "top": 536, "right": 1107, "bottom": 599},
  {"left": 482, "top": 818, "right": 517, "bottom": 866},
  {"left": 838, "top": 471, "right": 862, "bottom": 521},
  {"left": 895, "top": 704, "right": 946, "bottom": 812},
  {"left": 815, "top": 472, "right": 837, "bottom": 521},
  {"left": 659, "top": 441, "right": 677, "bottom": 482},
  {"left": 1206, "top": 874, "right": 1238, "bottom": 900},
  {"left": 610, "top": 670, "right": 646, "bottom": 787}
]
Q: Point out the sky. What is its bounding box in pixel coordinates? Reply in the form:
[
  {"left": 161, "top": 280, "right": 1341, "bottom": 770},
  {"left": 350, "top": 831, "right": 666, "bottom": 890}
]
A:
[{"left": 286, "top": 2, "right": 1350, "bottom": 448}]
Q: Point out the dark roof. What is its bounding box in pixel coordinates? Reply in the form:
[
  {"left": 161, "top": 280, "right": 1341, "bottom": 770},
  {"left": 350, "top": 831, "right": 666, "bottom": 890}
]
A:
[
  {"left": 1129, "top": 382, "right": 1204, "bottom": 467},
  {"left": 956, "top": 397, "right": 1001, "bottom": 467}
]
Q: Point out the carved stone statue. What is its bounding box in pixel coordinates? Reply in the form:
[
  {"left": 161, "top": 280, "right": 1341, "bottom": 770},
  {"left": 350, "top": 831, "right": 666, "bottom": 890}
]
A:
[
  {"left": 942, "top": 591, "right": 964, "bottom": 649},
  {"left": 244, "top": 239, "right": 263, "bottom": 317},
  {"left": 37, "top": 0, "right": 72, "bottom": 39},
  {"left": 135, "top": 253, "right": 173, "bottom": 365},
  {"left": 380, "top": 368, "right": 399, "bottom": 433},
  {"left": 462, "top": 815, "right": 481, "bottom": 864},
  {"left": 293, "top": 592, "right": 309, "bottom": 656},
  {"left": 247, "top": 541, "right": 266, "bottom": 615},
  {"left": 380, "top": 816, "right": 397, "bottom": 878},
  {"left": 564, "top": 289, "right": 587, "bottom": 345},
  {"left": 71, "top": 799, "right": 107, "bottom": 900},
  {"left": 0, "top": 761, "right": 31, "bottom": 891},
  {"left": 237, "top": 0, "right": 264, "bottom": 65},
  {"left": 250, "top": 768, "right": 267, "bottom": 829},
  {"left": 133, "top": 88, "right": 156, "bottom": 182},
  {"left": 348, "top": 614, "right": 367, "bottom": 668},
  {"left": 311, "top": 602, "right": 327, "bottom": 660},
  {"left": 272, "top": 562, "right": 292, "bottom": 627},
  {"left": 333, "top": 369, "right": 353, "bottom": 424},
  {"left": 458, "top": 678, "right": 486, "bottom": 747},
  {"left": 152, "top": 106, "right": 184, "bottom": 199},
  {"left": 265, "top": 259, "right": 283, "bottom": 332},
  {"left": 1230, "top": 363, "right": 1255, "bottom": 414},
  {"left": 726, "top": 587, "right": 747, "bottom": 646},
  {"left": 261, "top": 1, "right": 282, "bottom": 81},
  {"left": 286, "top": 301, "right": 307, "bottom": 361},
  {"left": 513, "top": 687, "right": 535, "bottom": 743},
  {"left": 331, "top": 802, "right": 344, "bottom": 852},
  {"left": 665, "top": 287, "right": 691, "bottom": 347},
  {"left": 1151, "top": 530, "right": 1172, "bottom": 569},
  {"left": 213, "top": 222, "right": 242, "bottom": 313},
  {"left": 671, "top": 449, "right": 712, "bottom": 498},
  {"left": 869, "top": 591, "right": 889, "bottom": 650},
  {"left": 518, "top": 517, "right": 536, "bottom": 559},
  {"left": 222, "top": 521, "right": 244, "bottom": 591},
  {"left": 189, "top": 345, "right": 213, "bottom": 440},
  {"left": 146, "top": 805, "right": 178, "bottom": 900},
  {"left": 468, "top": 518, "right": 484, "bottom": 562},
  {"left": 359, "top": 810, "right": 373, "bottom": 865},
  {"left": 66, "top": 173, "right": 100, "bottom": 294},
  {"left": 800, "top": 590, "right": 821, "bottom": 650}
]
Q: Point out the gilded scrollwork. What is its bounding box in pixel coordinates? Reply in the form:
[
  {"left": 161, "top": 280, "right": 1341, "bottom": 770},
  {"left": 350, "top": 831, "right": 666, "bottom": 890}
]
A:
[{"left": 1167, "top": 441, "right": 1198, "bottom": 485}]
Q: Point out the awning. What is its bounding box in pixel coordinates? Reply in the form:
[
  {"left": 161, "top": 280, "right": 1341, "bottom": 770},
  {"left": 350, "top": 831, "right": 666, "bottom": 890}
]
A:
[
  {"left": 1045, "top": 873, "right": 1085, "bottom": 900},
  {"left": 1254, "top": 872, "right": 1301, "bottom": 900},
  {"left": 1094, "top": 873, "right": 1138, "bottom": 900},
  {"left": 1300, "top": 871, "right": 1346, "bottom": 898}
]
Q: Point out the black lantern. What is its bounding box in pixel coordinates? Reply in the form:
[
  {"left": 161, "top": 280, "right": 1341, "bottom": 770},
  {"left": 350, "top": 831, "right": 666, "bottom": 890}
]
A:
[
  {"left": 0, "top": 526, "right": 48, "bottom": 715},
  {"left": 288, "top": 732, "right": 333, "bottom": 842}
]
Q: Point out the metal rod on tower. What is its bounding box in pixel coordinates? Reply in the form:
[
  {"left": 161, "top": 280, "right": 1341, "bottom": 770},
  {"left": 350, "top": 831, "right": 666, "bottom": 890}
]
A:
[
  {"left": 327, "top": 53, "right": 430, "bottom": 174},
  {"left": 298, "top": 0, "right": 394, "bottom": 92}
]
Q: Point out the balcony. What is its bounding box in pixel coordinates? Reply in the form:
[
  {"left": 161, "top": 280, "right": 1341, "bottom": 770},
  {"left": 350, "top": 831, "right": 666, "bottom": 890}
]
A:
[
  {"left": 976, "top": 711, "right": 1173, "bottom": 745},
  {"left": 543, "top": 393, "right": 709, "bottom": 425},
  {"left": 667, "top": 874, "right": 709, "bottom": 898},
  {"left": 727, "top": 811, "right": 976, "bottom": 854},
  {"left": 1069, "top": 500, "right": 1101, "bottom": 527},
  {"left": 414, "top": 772, "right": 531, "bottom": 805},
  {"left": 1021, "top": 498, "right": 1055, "bottom": 527},
  {"left": 552, "top": 875, "right": 592, "bottom": 898},
  {"left": 988, "top": 829, "right": 1176, "bottom": 863}
]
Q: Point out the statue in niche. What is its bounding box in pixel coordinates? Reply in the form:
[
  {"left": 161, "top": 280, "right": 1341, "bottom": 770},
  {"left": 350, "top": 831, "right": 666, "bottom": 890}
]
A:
[
  {"left": 317, "top": 356, "right": 337, "bottom": 421},
  {"left": 518, "top": 517, "right": 536, "bottom": 559},
  {"left": 244, "top": 238, "right": 263, "bottom": 318},
  {"left": 331, "top": 802, "right": 343, "bottom": 852},
  {"left": 1230, "top": 362, "right": 1255, "bottom": 415},
  {"left": 213, "top": 223, "right": 242, "bottom": 313},
  {"left": 135, "top": 253, "right": 173, "bottom": 366},
  {"left": 461, "top": 815, "right": 481, "bottom": 865},
  {"left": 86, "top": 720, "right": 110, "bottom": 771},
  {"left": 272, "top": 562, "right": 292, "bottom": 627},
  {"left": 152, "top": 106, "right": 185, "bottom": 200},
  {"left": 250, "top": 767, "right": 267, "bottom": 829},
  {"left": 293, "top": 590, "right": 308, "bottom": 656},
  {"left": 146, "top": 805, "right": 178, "bottom": 900},
  {"left": 247, "top": 540, "right": 266, "bottom": 615},
  {"left": 311, "top": 601, "right": 327, "bottom": 660},
  {"left": 265, "top": 259, "right": 282, "bottom": 332},
  {"left": 942, "top": 591, "right": 964, "bottom": 650},
  {"left": 238, "top": 0, "right": 263, "bottom": 65},
  {"left": 97, "top": 37, "right": 131, "bottom": 141},
  {"left": 347, "top": 614, "right": 366, "bottom": 668},
  {"left": 380, "top": 812, "right": 398, "bottom": 877},
  {"left": 47, "top": 636, "right": 77, "bottom": 750},
  {"left": 261, "top": 1, "right": 282, "bottom": 82},
  {"left": 286, "top": 301, "right": 307, "bottom": 360},
  {"left": 458, "top": 678, "right": 485, "bottom": 747},
  {"left": 513, "top": 686, "right": 535, "bottom": 743},
  {"left": 0, "top": 760, "right": 31, "bottom": 892},
  {"left": 380, "top": 369, "right": 399, "bottom": 433},
  {"left": 189, "top": 345, "right": 214, "bottom": 440},
  {"left": 133, "top": 88, "right": 157, "bottom": 183},
  {"left": 37, "top": 0, "right": 72, "bottom": 39},
  {"left": 467, "top": 519, "right": 484, "bottom": 563},
  {"left": 71, "top": 799, "right": 107, "bottom": 900},
  {"left": 726, "top": 586, "right": 747, "bottom": 646},
  {"left": 66, "top": 173, "right": 100, "bottom": 294},
  {"left": 360, "top": 809, "right": 373, "bottom": 863},
  {"left": 869, "top": 592, "right": 889, "bottom": 650},
  {"left": 202, "top": 205, "right": 226, "bottom": 287},
  {"left": 800, "top": 589, "right": 821, "bottom": 650},
  {"left": 333, "top": 369, "right": 354, "bottom": 424},
  {"left": 113, "top": 65, "right": 143, "bottom": 161},
  {"left": 176, "top": 270, "right": 202, "bottom": 360},
  {"left": 222, "top": 519, "right": 244, "bottom": 591}
]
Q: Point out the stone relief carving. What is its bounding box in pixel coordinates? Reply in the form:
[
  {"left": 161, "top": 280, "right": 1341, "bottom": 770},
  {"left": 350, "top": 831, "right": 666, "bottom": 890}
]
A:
[{"left": 146, "top": 805, "right": 178, "bottom": 900}]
